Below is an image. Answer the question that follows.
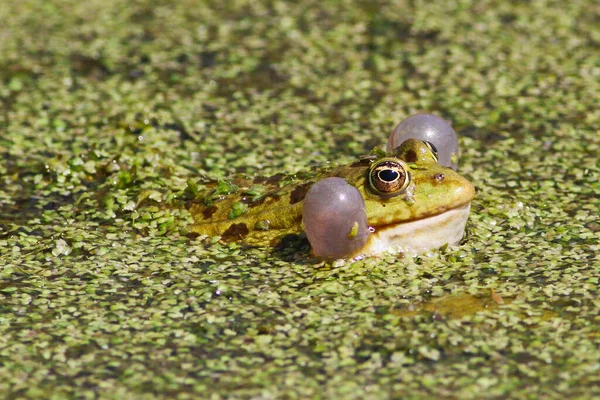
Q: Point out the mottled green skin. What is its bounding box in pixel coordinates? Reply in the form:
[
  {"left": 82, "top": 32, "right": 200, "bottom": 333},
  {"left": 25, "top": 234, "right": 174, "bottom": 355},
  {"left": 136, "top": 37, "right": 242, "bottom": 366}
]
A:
[{"left": 189, "top": 139, "right": 475, "bottom": 246}]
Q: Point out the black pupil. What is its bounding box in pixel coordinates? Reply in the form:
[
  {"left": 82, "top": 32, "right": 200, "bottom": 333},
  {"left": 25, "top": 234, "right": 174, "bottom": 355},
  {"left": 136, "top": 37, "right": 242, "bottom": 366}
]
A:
[
  {"left": 425, "top": 140, "right": 438, "bottom": 155},
  {"left": 379, "top": 169, "right": 399, "bottom": 182}
]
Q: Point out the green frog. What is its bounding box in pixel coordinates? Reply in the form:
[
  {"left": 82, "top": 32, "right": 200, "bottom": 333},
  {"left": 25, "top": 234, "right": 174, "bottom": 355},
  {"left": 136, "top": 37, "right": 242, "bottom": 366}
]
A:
[{"left": 187, "top": 138, "right": 475, "bottom": 259}]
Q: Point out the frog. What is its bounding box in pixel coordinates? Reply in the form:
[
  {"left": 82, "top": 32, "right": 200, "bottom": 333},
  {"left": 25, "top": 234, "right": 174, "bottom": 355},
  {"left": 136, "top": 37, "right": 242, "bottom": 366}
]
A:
[{"left": 187, "top": 137, "right": 475, "bottom": 259}]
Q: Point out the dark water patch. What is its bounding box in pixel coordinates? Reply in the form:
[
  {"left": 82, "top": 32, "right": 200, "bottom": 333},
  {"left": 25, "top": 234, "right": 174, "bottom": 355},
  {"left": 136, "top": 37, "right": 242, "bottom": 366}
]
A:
[
  {"left": 69, "top": 54, "right": 112, "bottom": 80},
  {"left": 214, "top": 64, "right": 288, "bottom": 99},
  {"left": 0, "top": 64, "right": 42, "bottom": 88},
  {"left": 198, "top": 50, "right": 218, "bottom": 69},
  {"left": 459, "top": 126, "right": 509, "bottom": 144}
]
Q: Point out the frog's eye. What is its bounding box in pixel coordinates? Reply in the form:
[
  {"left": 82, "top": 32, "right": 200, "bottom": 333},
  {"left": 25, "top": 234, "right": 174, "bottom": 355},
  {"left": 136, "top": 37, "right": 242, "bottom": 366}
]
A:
[
  {"left": 423, "top": 140, "right": 439, "bottom": 163},
  {"left": 368, "top": 159, "right": 411, "bottom": 197}
]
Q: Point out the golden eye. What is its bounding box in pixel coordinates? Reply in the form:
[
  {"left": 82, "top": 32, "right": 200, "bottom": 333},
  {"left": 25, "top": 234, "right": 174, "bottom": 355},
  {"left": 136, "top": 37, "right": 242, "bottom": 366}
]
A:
[{"left": 368, "top": 158, "right": 411, "bottom": 197}]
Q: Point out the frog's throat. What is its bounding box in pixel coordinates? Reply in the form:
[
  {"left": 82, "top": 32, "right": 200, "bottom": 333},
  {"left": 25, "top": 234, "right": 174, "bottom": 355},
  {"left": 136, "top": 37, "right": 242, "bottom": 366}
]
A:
[{"left": 363, "top": 203, "right": 472, "bottom": 256}]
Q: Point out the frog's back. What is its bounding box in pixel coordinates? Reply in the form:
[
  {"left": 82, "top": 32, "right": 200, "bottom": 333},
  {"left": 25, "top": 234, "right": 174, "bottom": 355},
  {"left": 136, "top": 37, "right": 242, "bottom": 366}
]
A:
[
  {"left": 188, "top": 163, "right": 368, "bottom": 244},
  {"left": 188, "top": 179, "right": 305, "bottom": 244}
]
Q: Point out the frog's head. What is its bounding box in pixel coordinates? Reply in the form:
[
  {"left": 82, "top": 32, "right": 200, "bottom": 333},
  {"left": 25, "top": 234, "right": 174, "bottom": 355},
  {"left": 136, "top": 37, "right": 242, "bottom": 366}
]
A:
[
  {"left": 358, "top": 138, "right": 475, "bottom": 255},
  {"left": 304, "top": 139, "right": 475, "bottom": 258}
]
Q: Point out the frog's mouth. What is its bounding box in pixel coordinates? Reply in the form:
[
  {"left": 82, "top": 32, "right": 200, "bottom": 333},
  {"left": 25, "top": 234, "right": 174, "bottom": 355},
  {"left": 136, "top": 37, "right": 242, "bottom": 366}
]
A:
[{"left": 365, "top": 203, "right": 472, "bottom": 256}]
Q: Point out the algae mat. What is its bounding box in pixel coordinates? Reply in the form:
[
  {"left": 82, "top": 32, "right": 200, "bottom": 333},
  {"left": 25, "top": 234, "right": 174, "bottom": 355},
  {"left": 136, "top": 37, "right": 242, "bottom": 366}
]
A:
[{"left": 1, "top": 0, "right": 599, "bottom": 398}]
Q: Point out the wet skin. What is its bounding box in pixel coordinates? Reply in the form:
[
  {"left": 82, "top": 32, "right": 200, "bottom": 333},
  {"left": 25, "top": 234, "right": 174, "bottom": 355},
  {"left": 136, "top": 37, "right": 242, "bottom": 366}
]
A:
[{"left": 188, "top": 139, "right": 475, "bottom": 254}]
